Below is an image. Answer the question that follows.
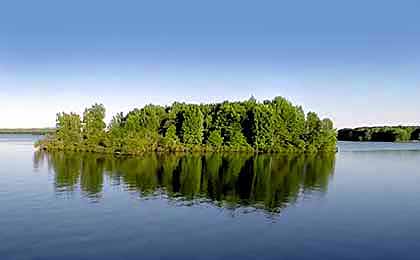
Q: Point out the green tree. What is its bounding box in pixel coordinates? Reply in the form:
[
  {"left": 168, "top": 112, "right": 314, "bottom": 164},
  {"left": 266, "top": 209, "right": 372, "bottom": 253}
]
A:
[
  {"left": 82, "top": 104, "right": 106, "bottom": 149},
  {"left": 56, "top": 112, "right": 82, "bottom": 148},
  {"left": 304, "top": 112, "right": 322, "bottom": 152},
  {"left": 319, "top": 118, "right": 337, "bottom": 152},
  {"left": 161, "top": 124, "right": 180, "bottom": 149},
  {"left": 180, "top": 106, "right": 204, "bottom": 145},
  {"left": 248, "top": 104, "right": 274, "bottom": 151},
  {"left": 107, "top": 112, "right": 126, "bottom": 151},
  {"left": 207, "top": 129, "right": 223, "bottom": 148}
]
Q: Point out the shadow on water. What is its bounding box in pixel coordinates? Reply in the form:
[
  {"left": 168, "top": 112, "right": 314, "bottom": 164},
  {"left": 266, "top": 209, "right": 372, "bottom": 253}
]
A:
[{"left": 33, "top": 151, "right": 336, "bottom": 214}]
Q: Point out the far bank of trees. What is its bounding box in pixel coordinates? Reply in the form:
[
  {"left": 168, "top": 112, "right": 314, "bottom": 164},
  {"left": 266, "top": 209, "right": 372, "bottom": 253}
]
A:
[
  {"left": 338, "top": 126, "right": 420, "bottom": 142},
  {"left": 37, "top": 97, "right": 337, "bottom": 154}
]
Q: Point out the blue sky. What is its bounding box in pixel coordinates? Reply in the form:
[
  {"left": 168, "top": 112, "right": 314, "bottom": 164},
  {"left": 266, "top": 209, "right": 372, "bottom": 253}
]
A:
[{"left": 1, "top": 0, "right": 419, "bottom": 128}]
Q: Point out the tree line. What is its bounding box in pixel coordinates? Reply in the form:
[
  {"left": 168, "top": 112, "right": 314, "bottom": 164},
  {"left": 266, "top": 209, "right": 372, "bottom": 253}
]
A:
[
  {"left": 37, "top": 96, "right": 337, "bottom": 154},
  {"left": 338, "top": 126, "right": 420, "bottom": 142}
]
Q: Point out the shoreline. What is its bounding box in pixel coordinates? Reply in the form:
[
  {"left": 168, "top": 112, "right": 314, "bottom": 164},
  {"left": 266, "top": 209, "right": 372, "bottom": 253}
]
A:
[{"left": 37, "top": 144, "right": 337, "bottom": 157}]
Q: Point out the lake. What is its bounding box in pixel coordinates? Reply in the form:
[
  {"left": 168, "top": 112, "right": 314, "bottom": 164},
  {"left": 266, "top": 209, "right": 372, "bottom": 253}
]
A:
[{"left": 1, "top": 136, "right": 420, "bottom": 260}]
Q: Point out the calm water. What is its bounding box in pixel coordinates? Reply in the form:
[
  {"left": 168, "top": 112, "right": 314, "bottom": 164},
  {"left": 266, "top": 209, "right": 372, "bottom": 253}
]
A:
[{"left": 1, "top": 137, "right": 420, "bottom": 260}]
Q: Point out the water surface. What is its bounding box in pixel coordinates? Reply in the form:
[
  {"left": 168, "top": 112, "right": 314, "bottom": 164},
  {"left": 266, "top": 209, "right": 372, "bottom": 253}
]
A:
[{"left": 1, "top": 136, "right": 419, "bottom": 260}]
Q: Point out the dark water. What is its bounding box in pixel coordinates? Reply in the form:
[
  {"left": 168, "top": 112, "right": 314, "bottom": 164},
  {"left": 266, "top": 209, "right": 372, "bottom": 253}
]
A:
[{"left": 1, "top": 137, "right": 420, "bottom": 260}]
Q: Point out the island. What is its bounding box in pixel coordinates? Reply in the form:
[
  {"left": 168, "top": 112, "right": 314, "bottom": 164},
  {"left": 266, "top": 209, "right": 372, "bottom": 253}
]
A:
[{"left": 36, "top": 96, "right": 337, "bottom": 155}]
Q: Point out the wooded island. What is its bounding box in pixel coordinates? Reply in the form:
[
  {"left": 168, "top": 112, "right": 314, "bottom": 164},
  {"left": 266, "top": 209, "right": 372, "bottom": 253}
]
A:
[{"left": 36, "top": 97, "right": 337, "bottom": 154}]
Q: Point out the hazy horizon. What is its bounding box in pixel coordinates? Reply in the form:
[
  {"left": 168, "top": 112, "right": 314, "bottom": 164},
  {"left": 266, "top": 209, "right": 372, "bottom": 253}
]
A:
[{"left": 1, "top": 0, "right": 419, "bottom": 129}]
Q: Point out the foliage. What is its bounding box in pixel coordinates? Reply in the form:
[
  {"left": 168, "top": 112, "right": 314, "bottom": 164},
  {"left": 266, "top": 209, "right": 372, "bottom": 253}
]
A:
[
  {"left": 180, "top": 105, "right": 204, "bottom": 145},
  {"left": 161, "top": 125, "right": 181, "bottom": 150},
  {"left": 82, "top": 104, "right": 106, "bottom": 149},
  {"left": 38, "top": 97, "right": 337, "bottom": 154},
  {"left": 207, "top": 130, "right": 223, "bottom": 148},
  {"left": 55, "top": 112, "right": 82, "bottom": 148}
]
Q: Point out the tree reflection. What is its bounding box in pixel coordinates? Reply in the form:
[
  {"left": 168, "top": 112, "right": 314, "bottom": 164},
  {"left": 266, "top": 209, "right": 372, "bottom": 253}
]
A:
[{"left": 34, "top": 151, "right": 335, "bottom": 213}]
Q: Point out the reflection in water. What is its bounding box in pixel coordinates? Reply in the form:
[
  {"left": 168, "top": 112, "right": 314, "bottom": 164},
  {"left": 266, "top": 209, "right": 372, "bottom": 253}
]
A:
[{"left": 34, "top": 151, "right": 335, "bottom": 213}]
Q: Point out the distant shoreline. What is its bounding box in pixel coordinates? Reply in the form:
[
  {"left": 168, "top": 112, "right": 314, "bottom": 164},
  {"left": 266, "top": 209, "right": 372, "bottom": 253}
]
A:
[
  {"left": 0, "top": 128, "right": 55, "bottom": 135},
  {"left": 338, "top": 140, "right": 420, "bottom": 143},
  {"left": 338, "top": 126, "right": 420, "bottom": 142}
]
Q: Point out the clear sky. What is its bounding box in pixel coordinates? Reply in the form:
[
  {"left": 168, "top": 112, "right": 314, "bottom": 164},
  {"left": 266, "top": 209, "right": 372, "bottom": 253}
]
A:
[{"left": 1, "top": 0, "right": 419, "bottom": 129}]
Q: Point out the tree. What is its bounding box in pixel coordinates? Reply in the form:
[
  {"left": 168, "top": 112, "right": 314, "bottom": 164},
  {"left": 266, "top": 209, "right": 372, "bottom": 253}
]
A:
[
  {"left": 161, "top": 125, "right": 180, "bottom": 149},
  {"left": 248, "top": 104, "right": 274, "bottom": 151},
  {"left": 207, "top": 130, "right": 223, "bottom": 148},
  {"left": 304, "top": 112, "right": 322, "bottom": 152},
  {"left": 138, "top": 104, "right": 167, "bottom": 134},
  {"left": 82, "top": 103, "right": 106, "bottom": 148},
  {"left": 180, "top": 106, "right": 204, "bottom": 145},
  {"left": 319, "top": 118, "right": 337, "bottom": 152},
  {"left": 107, "top": 112, "right": 126, "bottom": 151},
  {"left": 56, "top": 112, "right": 82, "bottom": 147},
  {"left": 214, "top": 101, "right": 250, "bottom": 149}
]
